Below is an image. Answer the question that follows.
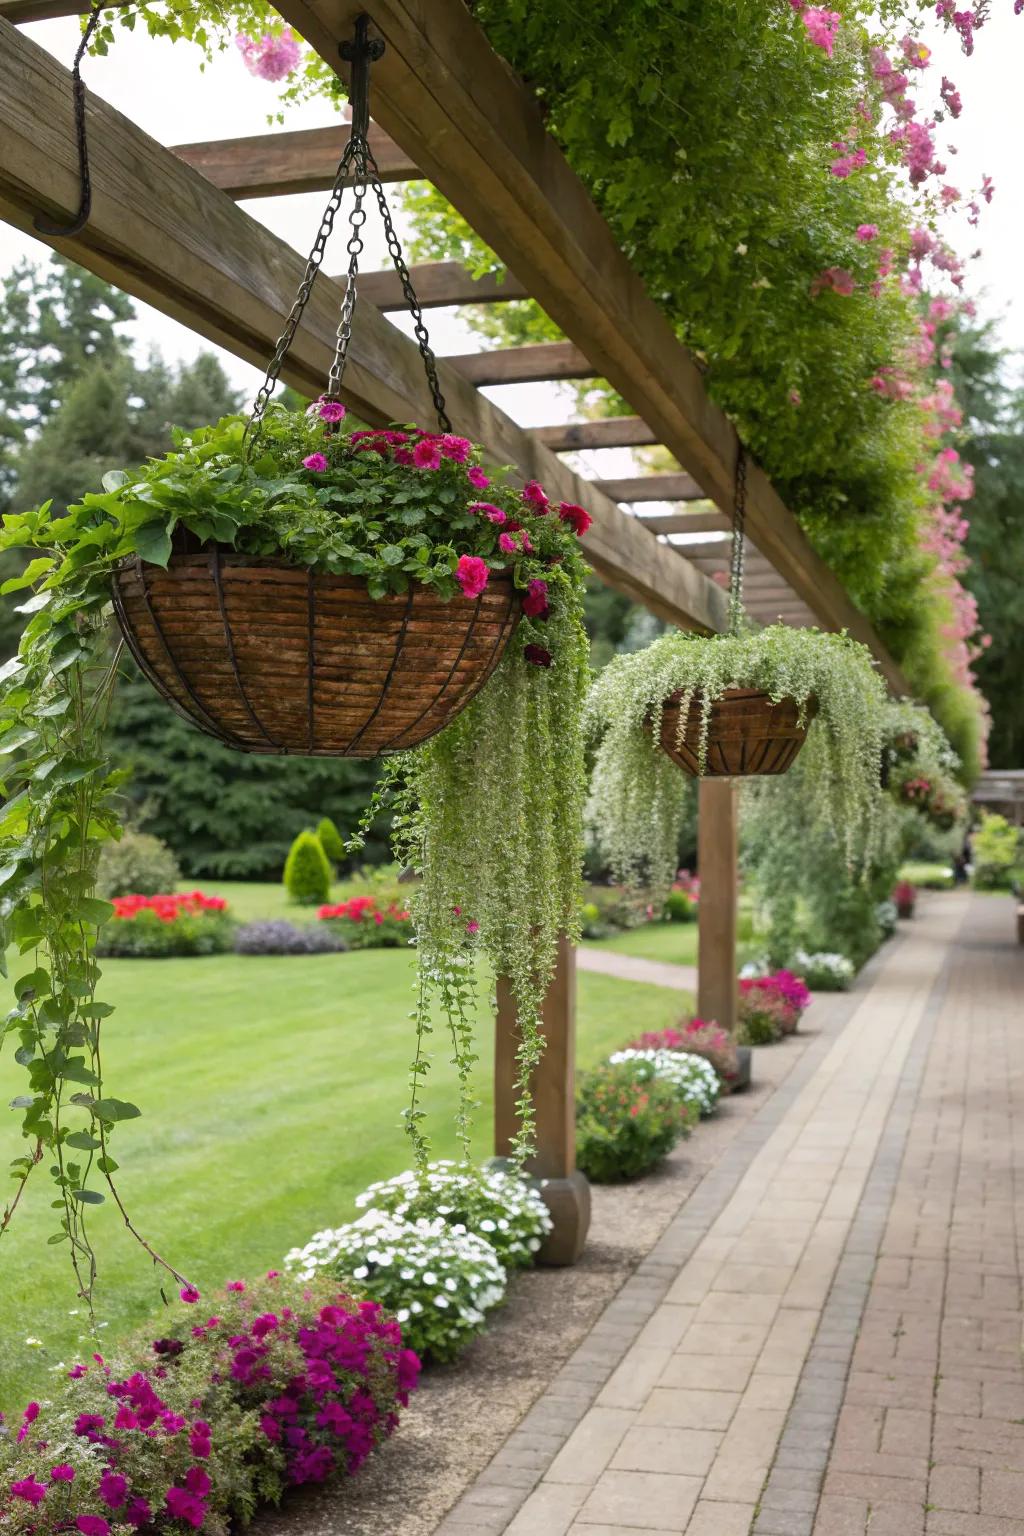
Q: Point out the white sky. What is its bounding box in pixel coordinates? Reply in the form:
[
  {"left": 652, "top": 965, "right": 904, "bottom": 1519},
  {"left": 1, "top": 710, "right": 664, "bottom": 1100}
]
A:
[{"left": 2, "top": 7, "right": 1022, "bottom": 494}]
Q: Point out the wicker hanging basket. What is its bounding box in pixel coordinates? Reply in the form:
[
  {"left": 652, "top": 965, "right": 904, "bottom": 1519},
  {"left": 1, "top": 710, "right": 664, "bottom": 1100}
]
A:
[
  {"left": 112, "top": 544, "right": 520, "bottom": 757},
  {"left": 657, "top": 687, "right": 817, "bottom": 778}
]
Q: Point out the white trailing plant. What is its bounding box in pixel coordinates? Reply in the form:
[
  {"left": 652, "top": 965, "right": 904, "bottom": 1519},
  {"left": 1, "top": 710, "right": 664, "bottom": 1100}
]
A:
[{"left": 586, "top": 625, "right": 887, "bottom": 893}]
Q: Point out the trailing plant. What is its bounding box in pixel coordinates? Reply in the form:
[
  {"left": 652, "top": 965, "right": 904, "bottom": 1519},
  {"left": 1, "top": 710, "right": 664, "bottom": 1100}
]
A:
[
  {"left": 0, "top": 1272, "right": 420, "bottom": 1535},
  {"left": 95, "top": 891, "right": 234, "bottom": 959},
  {"left": 233, "top": 918, "right": 348, "bottom": 955},
  {"left": 575, "top": 1060, "right": 695, "bottom": 1183},
  {"left": 607, "top": 1048, "right": 720, "bottom": 1117},
  {"left": 317, "top": 894, "right": 412, "bottom": 949},
  {"left": 629, "top": 1020, "right": 740, "bottom": 1087},
  {"left": 95, "top": 829, "right": 180, "bottom": 899},
  {"left": 353, "top": 1159, "right": 552, "bottom": 1270},
  {"left": 284, "top": 1210, "right": 507, "bottom": 1364},
  {"left": 587, "top": 625, "right": 887, "bottom": 893},
  {"left": 283, "top": 828, "right": 332, "bottom": 907}
]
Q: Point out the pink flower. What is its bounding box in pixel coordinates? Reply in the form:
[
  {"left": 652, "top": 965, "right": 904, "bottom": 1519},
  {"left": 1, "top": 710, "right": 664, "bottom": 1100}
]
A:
[
  {"left": 829, "top": 143, "right": 867, "bottom": 179},
  {"left": 522, "top": 578, "right": 550, "bottom": 618},
  {"left": 855, "top": 224, "right": 878, "bottom": 242},
  {"left": 317, "top": 398, "right": 346, "bottom": 424},
  {"left": 412, "top": 439, "right": 442, "bottom": 470},
  {"left": 51, "top": 1466, "right": 76, "bottom": 1482},
  {"left": 439, "top": 434, "right": 472, "bottom": 463},
  {"left": 165, "top": 1488, "right": 205, "bottom": 1529},
  {"left": 498, "top": 532, "right": 518, "bottom": 554},
  {"left": 900, "top": 34, "right": 931, "bottom": 69},
  {"left": 559, "top": 501, "right": 593, "bottom": 536},
  {"left": 466, "top": 920, "right": 480, "bottom": 935},
  {"left": 455, "top": 554, "right": 489, "bottom": 599},
  {"left": 788, "top": 389, "right": 802, "bottom": 407},
  {"left": 393, "top": 447, "right": 415, "bottom": 465},
  {"left": 981, "top": 174, "right": 995, "bottom": 204},
  {"left": 226, "top": 1280, "right": 246, "bottom": 1292},
  {"left": 810, "top": 266, "right": 855, "bottom": 297},
  {"left": 466, "top": 466, "right": 490, "bottom": 489},
  {"left": 940, "top": 75, "right": 962, "bottom": 117},
  {"left": 802, "top": 7, "right": 841, "bottom": 57},
  {"left": 67, "top": 1364, "right": 88, "bottom": 1379},
  {"left": 12, "top": 1479, "right": 48, "bottom": 1506},
  {"left": 18, "top": 1401, "right": 39, "bottom": 1442},
  {"left": 302, "top": 453, "right": 327, "bottom": 472},
  {"left": 180, "top": 1286, "right": 200, "bottom": 1304},
  {"left": 235, "top": 30, "right": 301, "bottom": 83},
  {"left": 99, "top": 1472, "right": 127, "bottom": 1510},
  {"left": 522, "top": 480, "right": 549, "bottom": 509},
  {"left": 77, "top": 1522, "right": 110, "bottom": 1536},
  {"left": 468, "top": 501, "right": 506, "bottom": 524},
  {"left": 125, "top": 1499, "right": 151, "bottom": 1529}
]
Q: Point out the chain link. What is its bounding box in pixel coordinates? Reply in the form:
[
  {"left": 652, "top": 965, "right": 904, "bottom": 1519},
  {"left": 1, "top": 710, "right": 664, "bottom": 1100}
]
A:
[
  {"left": 727, "top": 445, "right": 748, "bottom": 635},
  {"left": 34, "top": 0, "right": 104, "bottom": 238}
]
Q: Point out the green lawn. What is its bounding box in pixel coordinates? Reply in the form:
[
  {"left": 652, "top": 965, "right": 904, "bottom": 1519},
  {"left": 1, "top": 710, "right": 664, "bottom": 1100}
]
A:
[
  {"left": 898, "top": 860, "right": 955, "bottom": 889},
  {"left": 589, "top": 909, "right": 760, "bottom": 968},
  {"left": 0, "top": 939, "right": 689, "bottom": 1411},
  {"left": 195, "top": 868, "right": 406, "bottom": 923}
]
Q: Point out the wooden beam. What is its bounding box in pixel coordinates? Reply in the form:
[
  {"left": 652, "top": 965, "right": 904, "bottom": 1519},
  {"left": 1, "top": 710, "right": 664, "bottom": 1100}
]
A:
[
  {"left": 0, "top": 0, "right": 101, "bottom": 17},
  {"left": 643, "top": 512, "right": 732, "bottom": 535},
  {"left": 532, "top": 417, "right": 657, "bottom": 452},
  {"left": 662, "top": 538, "right": 732, "bottom": 560},
  {"left": 595, "top": 473, "right": 703, "bottom": 503},
  {"left": 172, "top": 123, "right": 415, "bottom": 199},
  {"left": 274, "top": 0, "right": 908, "bottom": 693},
  {"left": 356, "top": 260, "right": 527, "bottom": 311},
  {"left": 495, "top": 934, "right": 590, "bottom": 1265},
  {"left": 697, "top": 780, "right": 738, "bottom": 1035},
  {"left": 446, "top": 341, "right": 593, "bottom": 386},
  {"left": 0, "top": 18, "right": 728, "bottom": 641}
]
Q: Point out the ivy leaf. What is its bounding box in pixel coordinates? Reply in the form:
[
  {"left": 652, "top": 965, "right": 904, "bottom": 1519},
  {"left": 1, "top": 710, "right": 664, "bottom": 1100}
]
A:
[
  {"left": 78, "top": 897, "right": 115, "bottom": 926},
  {"left": 65, "top": 1131, "right": 101, "bottom": 1151},
  {"left": 72, "top": 1188, "right": 105, "bottom": 1205},
  {"left": 133, "top": 521, "right": 174, "bottom": 568},
  {"left": 102, "top": 470, "right": 130, "bottom": 492},
  {"left": 93, "top": 1098, "right": 142, "bottom": 1123},
  {"left": 14, "top": 967, "right": 49, "bottom": 1002}
]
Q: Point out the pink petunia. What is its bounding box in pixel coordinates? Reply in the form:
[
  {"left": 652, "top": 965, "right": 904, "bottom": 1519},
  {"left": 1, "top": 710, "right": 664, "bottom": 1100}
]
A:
[
  {"left": 466, "top": 466, "right": 490, "bottom": 489},
  {"left": 12, "top": 1479, "right": 48, "bottom": 1506},
  {"left": 412, "top": 440, "right": 442, "bottom": 470},
  {"left": 522, "top": 578, "right": 550, "bottom": 618},
  {"left": 317, "top": 398, "right": 347, "bottom": 424},
  {"left": 50, "top": 1466, "right": 76, "bottom": 1483},
  {"left": 466, "top": 920, "right": 480, "bottom": 935},
  {"left": 180, "top": 1286, "right": 201, "bottom": 1304},
  {"left": 522, "top": 480, "right": 549, "bottom": 509},
  {"left": 855, "top": 224, "right": 878, "bottom": 242},
  {"left": 523, "top": 643, "right": 552, "bottom": 668},
  {"left": 498, "top": 532, "right": 518, "bottom": 554},
  {"left": 558, "top": 501, "right": 592, "bottom": 536},
  {"left": 302, "top": 453, "right": 327, "bottom": 472},
  {"left": 439, "top": 434, "right": 472, "bottom": 463},
  {"left": 76, "top": 1520, "right": 110, "bottom": 1536},
  {"left": 455, "top": 555, "right": 489, "bottom": 599}
]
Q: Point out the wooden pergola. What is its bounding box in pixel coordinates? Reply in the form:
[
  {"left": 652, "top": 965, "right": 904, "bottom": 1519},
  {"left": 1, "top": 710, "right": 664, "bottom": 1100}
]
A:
[{"left": 0, "top": 0, "right": 910, "bottom": 1261}]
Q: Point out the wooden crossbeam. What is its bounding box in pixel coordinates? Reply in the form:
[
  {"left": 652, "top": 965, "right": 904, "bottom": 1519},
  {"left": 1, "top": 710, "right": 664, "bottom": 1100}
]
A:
[
  {"left": 356, "top": 261, "right": 527, "bottom": 310},
  {"left": 274, "top": 0, "right": 907, "bottom": 691},
  {"left": 172, "top": 123, "right": 415, "bottom": 198},
  {"left": 641, "top": 512, "right": 731, "bottom": 535},
  {"left": 0, "top": 18, "right": 728, "bottom": 640},
  {"left": 0, "top": 0, "right": 97, "bottom": 17},
  {"left": 532, "top": 417, "right": 657, "bottom": 452},
  {"left": 446, "top": 341, "right": 593, "bottom": 386},
  {"left": 595, "top": 473, "right": 703, "bottom": 504}
]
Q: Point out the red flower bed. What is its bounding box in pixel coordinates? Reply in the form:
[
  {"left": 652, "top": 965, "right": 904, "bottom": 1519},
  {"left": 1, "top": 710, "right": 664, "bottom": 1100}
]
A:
[
  {"left": 111, "top": 892, "right": 228, "bottom": 923},
  {"left": 317, "top": 896, "right": 412, "bottom": 950}
]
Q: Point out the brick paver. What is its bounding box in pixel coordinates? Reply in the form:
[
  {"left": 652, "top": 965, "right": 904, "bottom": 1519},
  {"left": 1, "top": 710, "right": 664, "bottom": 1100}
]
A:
[{"left": 437, "top": 893, "right": 1024, "bottom": 1535}]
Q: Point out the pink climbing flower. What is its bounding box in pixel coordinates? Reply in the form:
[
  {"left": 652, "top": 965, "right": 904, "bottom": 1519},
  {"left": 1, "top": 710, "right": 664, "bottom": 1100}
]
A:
[
  {"left": 900, "top": 34, "right": 931, "bottom": 69},
  {"left": 235, "top": 29, "right": 301, "bottom": 82},
  {"left": 940, "top": 76, "right": 962, "bottom": 118},
  {"left": 316, "top": 398, "right": 346, "bottom": 424},
  {"left": 810, "top": 266, "right": 855, "bottom": 297},
  {"left": 855, "top": 224, "right": 878, "bottom": 242},
  {"left": 412, "top": 439, "right": 442, "bottom": 470},
  {"left": 439, "top": 434, "right": 472, "bottom": 463},
  {"left": 981, "top": 174, "right": 995, "bottom": 204},
  {"left": 522, "top": 480, "right": 549, "bottom": 509},
  {"left": 455, "top": 555, "right": 489, "bottom": 599},
  {"left": 302, "top": 453, "right": 327, "bottom": 472},
  {"left": 802, "top": 7, "right": 841, "bottom": 57},
  {"left": 466, "top": 465, "right": 490, "bottom": 489},
  {"left": 829, "top": 142, "right": 866, "bottom": 178}
]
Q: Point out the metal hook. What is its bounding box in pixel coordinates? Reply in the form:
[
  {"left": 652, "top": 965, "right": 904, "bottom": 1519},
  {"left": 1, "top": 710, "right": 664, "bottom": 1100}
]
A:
[{"left": 340, "top": 15, "right": 385, "bottom": 141}]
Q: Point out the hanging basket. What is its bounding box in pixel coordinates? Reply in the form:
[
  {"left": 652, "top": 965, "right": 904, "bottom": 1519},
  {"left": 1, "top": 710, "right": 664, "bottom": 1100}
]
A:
[
  {"left": 112, "top": 542, "right": 520, "bottom": 757},
  {"left": 657, "top": 687, "right": 817, "bottom": 778}
]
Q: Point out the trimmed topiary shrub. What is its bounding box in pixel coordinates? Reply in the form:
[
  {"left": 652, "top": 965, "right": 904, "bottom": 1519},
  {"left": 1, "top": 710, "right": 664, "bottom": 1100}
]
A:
[
  {"left": 0, "top": 1272, "right": 420, "bottom": 1533},
  {"left": 284, "top": 829, "right": 332, "bottom": 906},
  {"left": 96, "top": 830, "right": 181, "bottom": 898},
  {"left": 575, "top": 1060, "right": 696, "bottom": 1183},
  {"left": 317, "top": 815, "right": 346, "bottom": 865},
  {"left": 353, "top": 1160, "right": 552, "bottom": 1270}
]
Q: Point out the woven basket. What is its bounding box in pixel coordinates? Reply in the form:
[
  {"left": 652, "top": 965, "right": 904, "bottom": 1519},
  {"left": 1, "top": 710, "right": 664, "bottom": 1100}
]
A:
[
  {"left": 658, "top": 687, "right": 817, "bottom": 778},
  {"left": 112, "top": 548, "right": 519, "bottom": 757}
]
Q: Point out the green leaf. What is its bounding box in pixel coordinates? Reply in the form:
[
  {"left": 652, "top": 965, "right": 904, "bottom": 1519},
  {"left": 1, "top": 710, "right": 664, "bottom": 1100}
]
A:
[
  {"left": 0, "top": 726, "right": 38, "bottom": 756},
  {"left": 0, "top": 657, "right": 25, "bottom": 686},
  {"left": 78, "top": 896, "right": 115, "bottom": 926},
  {"left": 0, "top": 557, "right": 55, "bottom": 594},
  {"left": 102, "top": 470, "right": 130, "bottom": 492},
  {"left": 65, "top": 1131, "right": 101, "bottom": 1151},
  {"left": 93, "top": 1098, "right": 142, "bottom": 1123},
  {"left": 97, "top": 1155, "right": 118, "bottom": 1174},
  {"left": 72, "top": 1188, "right": 105, "bottom": 1205},
  {"left": 133, "top": 521, "right": 174, "bottom": 567},
  {"left": 47, "top": 1231, "right": 70, "bottom": 1244},
  {"left": 14, "top": 967, "right": 49, "bottom": 1002}
]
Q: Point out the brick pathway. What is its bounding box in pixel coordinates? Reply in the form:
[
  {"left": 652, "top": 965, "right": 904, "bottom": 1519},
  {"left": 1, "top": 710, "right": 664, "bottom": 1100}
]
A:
[{"left": 437, "top": 892, "right": 1024, "bottom": 1535}]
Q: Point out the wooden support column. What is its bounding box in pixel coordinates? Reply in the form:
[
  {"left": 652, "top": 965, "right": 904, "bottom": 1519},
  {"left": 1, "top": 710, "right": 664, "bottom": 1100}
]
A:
[
  {"left": 697, "top": 779, "right": 739, "bottom": 1034},
  {"left": 495, "top": 933, "right": 590, "bottom": 1265}
]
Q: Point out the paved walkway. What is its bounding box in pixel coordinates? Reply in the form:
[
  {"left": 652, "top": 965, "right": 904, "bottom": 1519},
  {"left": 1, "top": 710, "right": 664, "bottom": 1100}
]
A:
[
  {"left": 439, "top": 892, "right": 1024, "bottom": 1535},
  {"left": 577, "top": 946, "right": 698, "bottom": 992}
]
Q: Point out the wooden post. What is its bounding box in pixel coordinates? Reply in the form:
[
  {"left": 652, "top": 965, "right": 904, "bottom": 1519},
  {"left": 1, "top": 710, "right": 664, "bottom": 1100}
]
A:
[
  {"left": 495, "top": 932, "right": 590, "bottom": 1265},
  {"left": 697, "top": 778, "right": 738, "bottom": 1033}
]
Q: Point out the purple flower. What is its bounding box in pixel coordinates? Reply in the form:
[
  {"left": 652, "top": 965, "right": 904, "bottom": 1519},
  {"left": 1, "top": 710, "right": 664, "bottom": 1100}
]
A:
[
  {"left": 522, "top": 578, "right": 550, "bottom": 619},
  {"left": 77, "top": 1520, "right": 110, "bottom": 1536},
  {"left": 17, "top": 1401, "right": 39, "bottom": 1443},
  {"left": 180, "top": 1286, "right": 200, "bottom": 1305},
  {"left": 125, "top": 1498, "right": 152, "bottom": 1528},
  {"left": 190, "top": 1420, "right": 212, "bottom": 1458},
  {"left": 303, "top": 452, "right": 328, "bottom": 472},
  {"left": 99, "top": 1470, "right": 128, "bottom": 1509},
  {"left": 524, "top": 643, "right": 552, "bottom": 668},
  {"left": 165, "top": 1488, "right": 206, "bottom": 1529},
  {"left": 12, "top": 1478, "right": 48, "bottom": 1506},
  {"left": 50, "top": 1465, "right": 76, "bottom": 1483}
]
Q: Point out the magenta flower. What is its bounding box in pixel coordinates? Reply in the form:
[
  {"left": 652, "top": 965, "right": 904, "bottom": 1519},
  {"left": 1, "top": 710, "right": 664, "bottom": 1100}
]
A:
[
  {"left": 302, "top": 453, "right": 328, "bottom": 472},
  {"left": 468, "top": 501, "right": 506, "bottom": 524},
  {"left": 77, "top": 1521, "right": 110, "bottom": 1536},
  {"left": 523, "top": 643, "right": 552, "bottom": 668},
  {"left": 439, "top": 434, "right": 472, "bottom": 463},
  {"left": 180, "top": 1286, "right": 201, "bottom": 1304},
  {"left": 522, "top": 479, "right": 549, "bottom": 509},
  {"left": 855, "top": 224, "right": 878, "bottom": 242},
  {"left": 125, "top": 1498, "right": 152, "bottom": 1529},
  {"left": 165, "top": 1488, "right": 206, "bottom": 1529},
  {"left": 50, "top": 1466, "right": 76, "bottom": 1483},
  {"left": 235, "top": 30, "right": 301, "bottom": 83},
  {"left": 788, "top": 389, "right": 802, "bottom": 407},
  {"left": 559, "top": 501, "right": 593, "bottom": 536},
  {"left": 810, "top": 266, "right": 855, "bottom": 298},
  {"left": 317, "top": 398, "right": 346, "bottom": 424},
  {"left": 99, "top": 1472, "right": 128, "bottom": 1510},
  {"left": 455, "top": 554, "right": 489, "bottom": 599},
  {"left": 522, "top": 578, "right": 550, "bottom": 619},
  {"left": 226, "top": 1280, "right": 246, "bottom": 1292},
  {"left": 466, "top": 920, "right": 480, "bottom": 935},
  {"left": 17, "top": 1401, "right": 40, "bottom": 1443},
  {"left": 412, "top": 439, "right": 442, "bottom": 470},
  {"left": 498, "top": 532, "right": 518, "bottom": 554},
  {"left": 466, "top": 466, "right": 490, "bottom": 489},
  {"left": 67, "top": 1363, "right": 88, "bottom": 1379},
  {"left": 802, "top": 7, "right": 841, "bottom": 57},
  {"left": 12, "top": 1479, "right": 48, "bottom": 1506}
]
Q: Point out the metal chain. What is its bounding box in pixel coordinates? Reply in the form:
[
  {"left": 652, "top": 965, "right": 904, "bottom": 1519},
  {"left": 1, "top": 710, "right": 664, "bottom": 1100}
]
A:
[
  {"left": 727, "top": 445, "right": 748, "bottom": 635},
  {"left": 326, "top": 136, "right": 370, "bottom": 403},
  {"left": 245, "top": 137, "right": 358, "bottom": 446},
  {"left": 34, "top": 0, "right": 104, "bottom": 238}
]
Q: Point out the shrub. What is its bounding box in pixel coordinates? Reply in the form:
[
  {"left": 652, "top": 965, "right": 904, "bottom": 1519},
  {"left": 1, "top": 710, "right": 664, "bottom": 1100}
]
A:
[
  {"left": 631, "top": 1020, "right": 739, "bottom": 1085},
  {"left": 353, "top": 1160, "right": 552, "bottom": 1269},
  {"left": 285, "top": 1211, "right": 506, "bottom": 1364},
  {"left": 608, "top": 1048, "right": 720, "bottom": 1117},
  {"left": 876, "top": 899, "right": 899, "bottom": 938},
  {"left": 318, "top": 895, "right": 412, "bottom": 949},
  {"left": 662, "top": 888, "right": 697, "bottom": 923},
  {"left": 234, "top": 919, "right": 348, "bottom": 955},
  {"left": 317, "top": 815, "right": 346, "bottom": 865},
  {"left": 584, "top": 885, "right": 653, "bottom": 931},
  {"left": 972, "top": 813, "right": 1022, "bottom": 891},
  {"left": 96, "top": 830, "right": 181, "bottom": 898},
  {"left": 575, "top": 1060, "right": 696, "bottom": 1183},
  {"left": 738, "top": 969, "right": 811, "bottom": 1043},
  {"left": 96, "top": 892, "right": 234, "bottom": 957},
  {"left": 792, "top": 950, "right": 854, "bottom": 991},
  {"left": 0, "top": 1273, "right": 419, "bottom": 1535},
  {"left": 580, "top": 900, "right": 614, "bottom": 939},
  {"left": 284, "top": 829, "right": 332, "bottom": 906}
]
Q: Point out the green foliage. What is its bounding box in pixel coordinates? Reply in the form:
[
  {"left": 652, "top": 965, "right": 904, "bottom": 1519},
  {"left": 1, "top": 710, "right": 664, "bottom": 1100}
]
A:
[
  {"left": 663, "top": 889, "right": 696, "bottom": 923},
  {"left": 96, "top": 905, "right": 235, "bottom": 959},
  {"left": 283, "top": 829, "right": 332, "bottom": 906},
  {"left": 96, "top": 829, "right": 181, "bottom": 898},
  {"left": 575, "top": 1060, "right": 694, "bottom": 1183},
  {"left": 587, "top": 625, "right": 887, "bottom": 893},
  {"left": 971, "top": 813, "right": 1021, "bottom": 891},
  {"left": 316, "top": 814, "right": 345, "bottom": 864}
]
